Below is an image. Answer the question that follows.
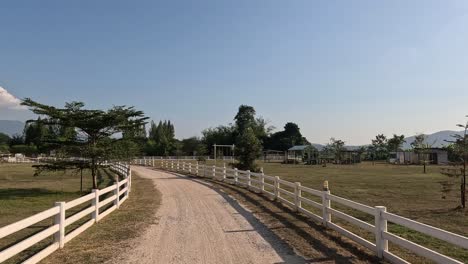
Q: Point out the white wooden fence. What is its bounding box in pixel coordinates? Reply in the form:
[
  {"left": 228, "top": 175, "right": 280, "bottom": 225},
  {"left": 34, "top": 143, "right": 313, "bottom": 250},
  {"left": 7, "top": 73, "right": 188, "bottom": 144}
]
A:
[
  {"left": 0, "top": 162, "right": 132, "bottom": 264},
  {"left": 135, "top": 159, "right": 468, "bottom": 264}
]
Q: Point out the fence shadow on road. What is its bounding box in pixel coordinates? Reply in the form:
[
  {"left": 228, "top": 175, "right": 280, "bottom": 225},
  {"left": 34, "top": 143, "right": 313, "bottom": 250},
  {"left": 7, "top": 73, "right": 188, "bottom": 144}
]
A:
[{"left": 149, "top": 167, "right": 383, "bottom": 264}]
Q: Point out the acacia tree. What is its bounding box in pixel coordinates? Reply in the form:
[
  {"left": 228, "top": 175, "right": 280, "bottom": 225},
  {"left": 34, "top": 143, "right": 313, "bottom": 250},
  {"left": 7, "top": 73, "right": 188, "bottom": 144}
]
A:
[
  {"left": 387, "top": 134, "right": 405, "bottom": 153},
  {"left": 371, "top": 134, "right": 388, "bottom": 160},
  {"left": 21, "top": 98, "right": 148, "bottom": 189}
]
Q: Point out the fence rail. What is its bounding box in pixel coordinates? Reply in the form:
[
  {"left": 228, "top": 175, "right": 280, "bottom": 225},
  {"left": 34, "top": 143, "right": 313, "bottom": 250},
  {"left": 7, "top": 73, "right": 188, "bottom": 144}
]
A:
[
  {"left": 135, "top": 159, "right": 468, "bottom": 264},
  {"left": 0, "top": 162, "right": 132, "bottom": 264}
]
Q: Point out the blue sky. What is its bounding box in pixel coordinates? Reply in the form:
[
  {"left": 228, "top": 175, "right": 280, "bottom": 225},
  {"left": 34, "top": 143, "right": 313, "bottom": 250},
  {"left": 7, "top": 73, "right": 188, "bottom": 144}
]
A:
[{"left": 1, "top": 0, "right": 468, "bottom": 145}]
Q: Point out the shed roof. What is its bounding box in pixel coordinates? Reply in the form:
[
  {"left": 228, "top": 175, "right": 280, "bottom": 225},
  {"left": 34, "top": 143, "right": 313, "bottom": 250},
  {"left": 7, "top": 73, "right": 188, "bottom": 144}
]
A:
[{"left": 288, "top": 145, "right": 312, "bottom": 151}]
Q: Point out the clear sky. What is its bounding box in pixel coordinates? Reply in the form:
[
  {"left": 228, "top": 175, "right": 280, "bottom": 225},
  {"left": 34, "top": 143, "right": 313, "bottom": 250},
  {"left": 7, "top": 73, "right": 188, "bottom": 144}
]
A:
[{"left": 1, "top": 0, "right": 468, "bottom": 145}]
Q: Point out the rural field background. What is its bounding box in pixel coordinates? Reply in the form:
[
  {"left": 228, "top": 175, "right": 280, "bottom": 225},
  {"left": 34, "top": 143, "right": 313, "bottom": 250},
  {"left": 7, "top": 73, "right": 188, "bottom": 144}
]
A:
[{"left": 1, "top": 161, "right": 467, "bottom": 263}]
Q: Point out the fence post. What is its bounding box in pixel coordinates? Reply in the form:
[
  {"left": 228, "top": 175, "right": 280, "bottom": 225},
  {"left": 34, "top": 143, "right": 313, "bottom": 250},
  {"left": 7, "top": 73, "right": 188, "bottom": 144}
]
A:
[
  {"left": 152, "top": 157, "right": 155, "bottom": 167},
  {"left": 92, "top": 189, "right": 100, "bottom": 222},
  {"left": 54, "top": 202, "right": 65, "bottom": 248},
  {"left": 114, "top": 181, "right": 120, "bottom": 208},
  {"left": 322, "top": 181, "right": 331, "bottom": 227},
  {"left": 295, "top": 182, "right": 301, "bottom": 212},
  {"left": 223, "top": 163, "right": 226, "bottom": 181},
  {"left": 274, "top": 176, "right": 280, "bottom": 200},
  {"left": 196, "top": 162, "right": 199, "bottom": 176},
  {"left": 260, "top": 167, "right": 265, "bottom": 192},
  {"left": 212, "top": 165, "right": 216, "bottom": 178},
  {"left": 375, "top": 206, "right": 388, "bottom": 258},
  {"left": 189, "top": 163, "right": 192, "bottom": 174},
  {"left": 177, "top": 161, "right": 180, "bottom": 171},
  {"left": 182, "top": 162, "right": 185, "bottom": 172},
  {"left": 128, "top": 167, "right": 132, "bottom": 193},
  {"left": 246, "top": 170, "right": 251, "bottom": 190},
  {"left": 171, "top": 160, "right": 174, "bottom": 170},
  {"left": 234, "top": 168, "right": 238, "bottom": 185}
]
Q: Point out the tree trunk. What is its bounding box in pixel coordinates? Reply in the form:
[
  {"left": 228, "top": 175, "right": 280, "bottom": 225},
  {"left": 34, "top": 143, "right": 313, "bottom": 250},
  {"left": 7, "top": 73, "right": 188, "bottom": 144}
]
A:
[
  {"left": 91, "top": 159, "right": 97, "bottom": 189},
  {"left": 462, "top": 162, "right": 466, "bottom": 208}
]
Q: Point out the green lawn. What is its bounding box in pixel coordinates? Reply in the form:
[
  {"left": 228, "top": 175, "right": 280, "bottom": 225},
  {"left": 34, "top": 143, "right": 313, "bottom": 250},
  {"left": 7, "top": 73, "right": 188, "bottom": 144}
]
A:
[{"left": 0, "top": 163, "right": 116, "bottom": 263}]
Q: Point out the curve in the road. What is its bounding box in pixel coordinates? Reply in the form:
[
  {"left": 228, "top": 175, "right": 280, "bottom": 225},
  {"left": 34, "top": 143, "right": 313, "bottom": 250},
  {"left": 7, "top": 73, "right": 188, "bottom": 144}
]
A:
[{"left": 114, "top": 166, "right": 306, "bottom": 264}]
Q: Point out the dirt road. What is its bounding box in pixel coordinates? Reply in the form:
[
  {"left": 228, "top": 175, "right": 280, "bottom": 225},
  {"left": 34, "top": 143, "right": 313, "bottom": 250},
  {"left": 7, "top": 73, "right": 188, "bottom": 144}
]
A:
[{"left": 115, "top": 166, "right": 306, "bottom": 264}]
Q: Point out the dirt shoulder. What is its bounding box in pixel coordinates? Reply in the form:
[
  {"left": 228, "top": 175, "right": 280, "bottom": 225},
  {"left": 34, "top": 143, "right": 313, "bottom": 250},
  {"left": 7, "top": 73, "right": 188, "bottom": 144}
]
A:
[
  {"left": 205, "top": 179, "right": 384, "bottom": 264},
  {"left": 41, "top": 172, "right": 161, "bottom": 264}
]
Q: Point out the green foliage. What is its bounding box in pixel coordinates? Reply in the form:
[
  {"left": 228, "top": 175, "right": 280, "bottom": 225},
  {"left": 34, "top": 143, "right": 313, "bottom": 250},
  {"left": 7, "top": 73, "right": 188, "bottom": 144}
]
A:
[
  {"left": 325, "top": 138, "right": 346, "bottom": 162},
  {"left": 10, "top": 144, "right": 38, "bottom": 155},
  {"left": 387, "top": 134, "right": 405, "bottom": 152},
  {"left": 9, "top": 134, "right": 24, "bottom": 146},
  {"left": 234, "top": 105, "right": 256, "bottom": 133},
  {"left": 265, "top": 122, "right": 309, "bottom": 151},
  {"left": 180, "top": 137, "right": 206, "bottom": 156},
  {"left": 233, "top": 105, "right": 263, "bottom": 170},
  {"left": 411, "top": 134, "right": 427, "bottom": 149},
  {"left": 0, "top": 132, "right": 10, "bottom": 145},
  {"left": 236, "top": 127, "right": 262, "bottom": 171},
  {"left": 146, "top": 120, "right": 176, "bottom": 156},
  {"left": 0, "top": 144, "right": 8, "bottom": 153},
  {"left": 21, "top": 98, "right": 148, "bottom": 189},
  {"left": 201, "top": 125, "right": 236, "bottom": 155},
  {"left": 371, "top": 134, "right": 388, "bottom": 160}
]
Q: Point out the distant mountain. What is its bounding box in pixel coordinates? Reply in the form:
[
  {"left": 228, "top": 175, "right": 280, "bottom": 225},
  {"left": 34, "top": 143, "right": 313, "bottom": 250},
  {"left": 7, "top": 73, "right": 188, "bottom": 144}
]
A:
[
  {"left": 402, "top": 130, "right": 464, "bottom": 149},
  {"left": 308, "top": 130, "right": 464, "bottom": 151},
  {"left": 0, "top": 120, "right": 24, "bottom": 136}
]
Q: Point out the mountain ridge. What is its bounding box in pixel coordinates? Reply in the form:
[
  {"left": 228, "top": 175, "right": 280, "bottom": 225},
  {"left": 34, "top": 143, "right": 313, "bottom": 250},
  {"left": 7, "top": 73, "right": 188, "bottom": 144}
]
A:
[{"left": 0, "top": 120, "right": 24, "bottom": 136}]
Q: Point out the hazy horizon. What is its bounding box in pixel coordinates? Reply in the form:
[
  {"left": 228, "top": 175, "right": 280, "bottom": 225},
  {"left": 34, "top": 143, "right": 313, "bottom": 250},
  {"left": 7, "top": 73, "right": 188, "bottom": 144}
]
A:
[{"left": 1, "top": 1, "right": 468, "bottom": 145}]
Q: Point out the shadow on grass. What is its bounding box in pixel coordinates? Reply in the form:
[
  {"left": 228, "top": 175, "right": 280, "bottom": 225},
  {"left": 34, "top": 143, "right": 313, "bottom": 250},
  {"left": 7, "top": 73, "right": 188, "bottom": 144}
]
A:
[{"left": 0, "top": 188, "right": 67, "bottom": 199}]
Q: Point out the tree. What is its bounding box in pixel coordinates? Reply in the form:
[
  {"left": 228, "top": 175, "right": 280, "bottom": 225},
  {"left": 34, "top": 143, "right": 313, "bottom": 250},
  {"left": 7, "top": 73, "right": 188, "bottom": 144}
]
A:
[
  {"left": 21, "top": 98, "right": 148, "bottom": 189},
  {"left": 236, "top": 127, "right": 262, "bottom": 170},
  {"left": 327, "top": 138, "right": 346, "bottom": 164},
  {"left": 146, "top": 120, "right": 177, "bottom": 156},
  {"left": 202, "top": 125, "right": 236, "bottom": 156},
  {"left": 264, "top": 122, "right": 309, "bottom": 151},
  {"left": 181, "top": 137, "right": 206, "bottom": 156},
  {"left": 371, "top": 134, "right": 388, "bottom": 160},
  {"left": 446, "top": 117, "right": 468, "bottom": 208},
  {"left": 234, "top": 105, "right": 256, "bottom": 133},
  {"left": 10, "top": 144, "right": 38, "bottom": 156},
  {"left": 387, "top": 134, "right": 405, "bottom": 153},
  {"left": 411, "top": 134, "right": 432, "bottom": 174},
  {"left": 233, "top": 105, "right": 263, "bottom": 170},
  {"left": 0, "top": 132, "right": 10, "bottom": 145},
  {"left": 9, "top": 134, "right": 24, "bottom": 146}
]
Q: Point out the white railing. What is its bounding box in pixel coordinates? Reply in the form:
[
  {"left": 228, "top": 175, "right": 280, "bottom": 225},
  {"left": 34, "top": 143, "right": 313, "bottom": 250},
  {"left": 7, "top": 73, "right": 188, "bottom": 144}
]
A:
[
  {"left": 135, "top": 159, "right": 468, "bottom": 264},
  {"left": 0, "top": 162, "right": 132, "bottom": 264}
]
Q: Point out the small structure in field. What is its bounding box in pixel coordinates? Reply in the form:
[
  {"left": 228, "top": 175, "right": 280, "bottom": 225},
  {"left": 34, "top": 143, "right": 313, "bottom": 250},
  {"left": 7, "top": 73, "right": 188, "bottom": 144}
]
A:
[
  {"left": 341, "top": 150, "right": 362, "bottom": 164},
  {"left": 390, "top": 148, "right": 448, "bottom": 165},
  {"left": 262, "top": 150, "right": 285, "bottom": 163},
  {"left": 287, "top": 145, "right": 319, "bottom": 164}
]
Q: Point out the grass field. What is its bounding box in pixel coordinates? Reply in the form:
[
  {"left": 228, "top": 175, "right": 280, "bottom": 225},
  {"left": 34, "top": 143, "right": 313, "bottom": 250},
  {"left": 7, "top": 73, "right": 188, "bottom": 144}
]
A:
[
  {"left": 0, "top": 163, "right": 117, "bottom": 263},
  {"left": 183, "top": 159, "right": 468, "bottom": 263}
]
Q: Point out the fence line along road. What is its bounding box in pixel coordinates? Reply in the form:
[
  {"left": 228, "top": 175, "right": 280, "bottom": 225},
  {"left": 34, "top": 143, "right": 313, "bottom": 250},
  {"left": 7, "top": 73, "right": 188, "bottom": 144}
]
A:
[
  {"left": 0, "top": 162, "right": 132, "bottom": 264},
  {"left": 134, "top": 158, "right": 468, "bottom": 264}
]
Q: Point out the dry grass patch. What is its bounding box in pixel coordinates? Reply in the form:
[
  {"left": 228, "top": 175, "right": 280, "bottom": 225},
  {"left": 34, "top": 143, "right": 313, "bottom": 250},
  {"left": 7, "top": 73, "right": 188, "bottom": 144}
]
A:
[{"left": 41, "top": 171, "right": 161, "bottom": 264}]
